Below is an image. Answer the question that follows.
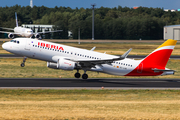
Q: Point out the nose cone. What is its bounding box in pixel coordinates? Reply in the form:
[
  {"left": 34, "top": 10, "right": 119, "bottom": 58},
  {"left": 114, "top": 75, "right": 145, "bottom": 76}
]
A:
[{"left": 2, "top": 42, "right": 8, "bottom": 50}]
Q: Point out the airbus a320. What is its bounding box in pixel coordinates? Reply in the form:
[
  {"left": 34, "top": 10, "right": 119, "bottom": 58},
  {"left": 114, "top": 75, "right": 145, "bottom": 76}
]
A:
[{"left": 2, "top": 38, "right": 177, "bottom": 79}]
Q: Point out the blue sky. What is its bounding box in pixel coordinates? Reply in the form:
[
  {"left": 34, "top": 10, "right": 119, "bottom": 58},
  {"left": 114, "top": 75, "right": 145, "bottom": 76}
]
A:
[{"left": 1, "top": 0, "right": 180, "bottom": 10}]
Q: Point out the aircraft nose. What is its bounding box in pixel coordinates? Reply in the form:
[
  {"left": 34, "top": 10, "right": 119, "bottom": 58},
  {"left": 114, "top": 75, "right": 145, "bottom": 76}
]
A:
[{"left": 2, "top": 42, "right": 8, "bottom": 50}]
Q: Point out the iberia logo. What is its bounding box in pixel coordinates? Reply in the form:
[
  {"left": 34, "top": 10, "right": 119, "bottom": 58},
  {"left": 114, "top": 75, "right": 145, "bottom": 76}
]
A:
[{"left": 38, "top": 42, "right": 64, "bottom": 51}]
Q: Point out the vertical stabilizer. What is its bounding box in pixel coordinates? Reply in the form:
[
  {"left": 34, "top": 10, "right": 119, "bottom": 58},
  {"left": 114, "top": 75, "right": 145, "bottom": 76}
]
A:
[
  {"left": 142, "top": 39, "right": 177, "bottom": 69},
  {"left": 126, "top": 39, "right": 177, "bottom": 76},
  {"left": 15, "top": 12, "right": 18, "bottom": 27}
]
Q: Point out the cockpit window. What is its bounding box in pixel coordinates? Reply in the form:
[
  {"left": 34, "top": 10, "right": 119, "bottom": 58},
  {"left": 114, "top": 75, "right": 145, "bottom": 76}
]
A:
[
  {"left": 27, "top": 31, "right": 32, "bottom": 33},
  {"left": 10, "top": 40, "right": 19, "bottom": 44}
]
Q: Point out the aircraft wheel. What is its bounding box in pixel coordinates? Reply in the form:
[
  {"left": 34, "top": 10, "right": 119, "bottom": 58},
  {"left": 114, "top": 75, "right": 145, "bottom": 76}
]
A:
[
  {"left": 75, "top": 73, "right": 81, "bottom": 78},
  {"left": 82, "top": 74, "right": 88, "bottom": 79},
  {"left": 21, "top": 63, "right": 25, "bottom": 67}
]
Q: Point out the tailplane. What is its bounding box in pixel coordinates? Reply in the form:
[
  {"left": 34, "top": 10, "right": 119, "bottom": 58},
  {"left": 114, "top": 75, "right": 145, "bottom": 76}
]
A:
[{"left": 15, "top": 12, "right": 18, "bottom": 27}]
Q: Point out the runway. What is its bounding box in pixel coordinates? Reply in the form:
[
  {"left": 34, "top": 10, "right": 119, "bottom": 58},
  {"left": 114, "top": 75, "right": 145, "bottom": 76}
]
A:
[
  {"left": 1, "top": 54, "right": 180, "bottom": 59},
  {"left": 0, "top": 78, "right": 180, "bottom": 89}
]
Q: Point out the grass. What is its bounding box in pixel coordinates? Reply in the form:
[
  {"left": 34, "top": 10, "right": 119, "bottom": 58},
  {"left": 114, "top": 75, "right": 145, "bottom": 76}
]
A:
[
  {"left": 0, "top": 89, "right": 180, "bottom": 119},
  {"left": 0, "top": 58, "right": 180, "bottom": 78}
]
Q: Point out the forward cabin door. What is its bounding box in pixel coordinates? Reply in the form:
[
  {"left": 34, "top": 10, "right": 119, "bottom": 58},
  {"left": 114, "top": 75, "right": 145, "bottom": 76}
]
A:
[{"left": 25, "top": 40, "right": 31, "bottom": 50}]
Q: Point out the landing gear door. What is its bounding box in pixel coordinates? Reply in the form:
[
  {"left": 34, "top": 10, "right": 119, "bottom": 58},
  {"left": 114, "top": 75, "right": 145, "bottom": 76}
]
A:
[{"left": 25, "top": 40, "right": 31, "bottom": 50}]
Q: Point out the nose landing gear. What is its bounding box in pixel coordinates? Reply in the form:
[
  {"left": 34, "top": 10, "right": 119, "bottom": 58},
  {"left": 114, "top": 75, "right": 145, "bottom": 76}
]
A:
[{"left": 21, "top": 57, "right": 27, "bottom": 67}]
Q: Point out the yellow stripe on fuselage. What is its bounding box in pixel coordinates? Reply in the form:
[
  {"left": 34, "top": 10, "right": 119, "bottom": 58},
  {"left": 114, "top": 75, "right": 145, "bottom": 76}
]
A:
[{"left": 156, "top": 39, "right": 177, "bottom": 50}]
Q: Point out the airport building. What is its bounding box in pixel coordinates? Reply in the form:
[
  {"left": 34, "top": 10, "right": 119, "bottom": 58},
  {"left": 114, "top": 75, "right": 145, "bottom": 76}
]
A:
[
  {"left": 21, "top": 24, "right": 54, "bottom": 33},
  {"left": 164, "top": 25, "right": 180, "bottom": 40}
]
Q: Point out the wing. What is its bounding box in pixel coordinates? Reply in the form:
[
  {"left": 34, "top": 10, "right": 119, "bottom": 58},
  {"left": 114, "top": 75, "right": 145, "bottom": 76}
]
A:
[
  {"left": 34, "top": 30, "right": 63, "bottom": 34},
  {"left": 0, "top": 27, "right": 14, "bottom": 31},
  {"left": 65, "top": 48, "right": 132, "bottom": 68},
  {"left": 0, "top": 31, "right": 21, "bottom": 35}
]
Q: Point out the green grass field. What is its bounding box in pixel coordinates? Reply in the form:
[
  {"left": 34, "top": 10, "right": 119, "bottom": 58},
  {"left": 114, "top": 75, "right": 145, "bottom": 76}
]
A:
[{"left": 0, "top": 89, "right": 180, "bottom": 120}]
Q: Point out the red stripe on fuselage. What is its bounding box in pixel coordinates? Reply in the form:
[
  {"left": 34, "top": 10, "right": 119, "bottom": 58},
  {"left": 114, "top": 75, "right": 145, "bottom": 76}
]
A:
[{"left": 126, "top": 49, "right": 173, "bottom": 76}]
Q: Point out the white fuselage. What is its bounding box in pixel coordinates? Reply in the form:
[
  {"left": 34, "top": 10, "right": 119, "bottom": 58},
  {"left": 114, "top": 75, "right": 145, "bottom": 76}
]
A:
[
  {"left": 2, "top": 38, "right": 141, "bottom": 76},
  {"left": 14, "top": 27, "right": 33, "bottom": 38}
]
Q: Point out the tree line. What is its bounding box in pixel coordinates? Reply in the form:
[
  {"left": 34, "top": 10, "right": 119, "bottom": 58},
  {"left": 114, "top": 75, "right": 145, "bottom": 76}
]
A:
[{"left": 0, "top": 5, "right": 180, "bottom": 39}]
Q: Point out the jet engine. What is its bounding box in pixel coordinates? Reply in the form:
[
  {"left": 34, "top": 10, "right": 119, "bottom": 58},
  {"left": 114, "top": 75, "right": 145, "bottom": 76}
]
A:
[
  {"left": 8, "top": 33, "right": 14, "bottom": 39},
  {"left": 47, "top": 59, "right": 75, "bottom": 71},
  {"left": 35, "top": 33, "right": 41, "bottom": 39}
]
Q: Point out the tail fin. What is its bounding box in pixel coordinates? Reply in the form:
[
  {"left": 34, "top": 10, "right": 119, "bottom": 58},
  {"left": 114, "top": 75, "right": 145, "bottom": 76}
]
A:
[
  {"left": 15, "top": 12, "right": 18, "bottom": 27},
  {"left": 142, "top": 39, "right": 177, "bottom": 69}
]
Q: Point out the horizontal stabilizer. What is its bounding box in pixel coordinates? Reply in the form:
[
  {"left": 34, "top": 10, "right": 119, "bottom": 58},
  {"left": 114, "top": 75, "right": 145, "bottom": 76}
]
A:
[{"left": 152, "top": 69, "right": 176, "bottom": 72}]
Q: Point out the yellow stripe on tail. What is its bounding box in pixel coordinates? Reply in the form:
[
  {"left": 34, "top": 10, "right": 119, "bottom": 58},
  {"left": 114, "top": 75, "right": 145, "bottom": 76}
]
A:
[{"left": 156, "top": 39, "right": 177, "bottom": 50}]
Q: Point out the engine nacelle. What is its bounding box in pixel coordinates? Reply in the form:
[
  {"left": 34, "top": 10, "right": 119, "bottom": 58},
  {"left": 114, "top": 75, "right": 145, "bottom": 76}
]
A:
[
  {"left": 57, "top": 59, "right": 75, "bottom": 70},
  {"left": 47, "top": 59, "right": 75, "bottom": 71},
  {"left": 8, "top": 33, "right": 14, "bottom": 38},
  {"left": 35, "top": 33, "right": 41, "bottom": 39},
  {"left": 47, "top": 62, "right": 58, "bottom": 69}
]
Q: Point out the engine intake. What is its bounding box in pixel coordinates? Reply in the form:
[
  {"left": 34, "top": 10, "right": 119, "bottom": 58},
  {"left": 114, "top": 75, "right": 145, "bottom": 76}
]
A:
[
  {"left": 8, "top": 33, "right": 14, "bottom": 39},
  {"left": 35, "top": 33, "right": 41, "bottom": 39}
]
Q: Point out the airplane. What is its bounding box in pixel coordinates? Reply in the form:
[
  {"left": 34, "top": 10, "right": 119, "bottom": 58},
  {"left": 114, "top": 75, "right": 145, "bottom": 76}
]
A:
[
  {"left": 0, "top": 12, "right": 62, "bottom": 39},
  {"left": 2, "top": 38, "right": 177, "bottom": 79}
]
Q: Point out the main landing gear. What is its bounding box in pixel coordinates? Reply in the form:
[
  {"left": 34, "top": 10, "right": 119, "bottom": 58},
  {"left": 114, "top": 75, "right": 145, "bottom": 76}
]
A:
[
  {"left": 74, "top": 70, "right": 81, "bottom": 78},
  {"left": 21, "top": 57, "right": 27, "bottom": 67},
  {"left": 74, "top": 70, "right": 88, "bottom": 79}
]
